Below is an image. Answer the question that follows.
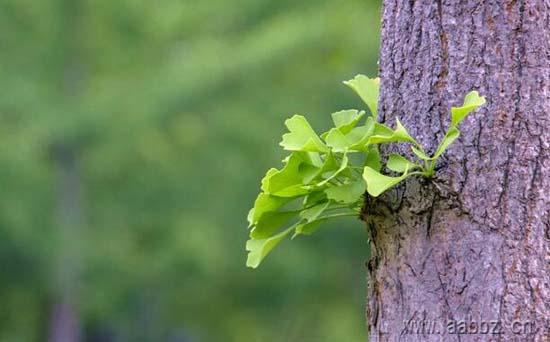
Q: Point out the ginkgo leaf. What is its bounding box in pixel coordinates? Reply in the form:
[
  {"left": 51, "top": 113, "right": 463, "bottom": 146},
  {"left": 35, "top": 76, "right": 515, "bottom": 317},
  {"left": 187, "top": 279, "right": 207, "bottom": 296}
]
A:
[
  {"left": 324, "top": 117, "right": 374, "bottom": 152},
  {"left": 367, "top": 118, "right": 416, "bottom": 145},
  {"left": 324, "top": 128, "right": 350, "bottom": 152},
  {"left": 300, "top": 201, "right": 330, "bottom": 222},
  {"left": 305, "top": 152, "right": 324, "bottom": 167},
  {"left": 280, "top": 115, "right": 328, "bottom": 152},
  {"left": 317, "top": 154, "right": 348, "bottom": 186},
  {"left": 246, "top": 74, "right": 486, "bottom": 269},
  {"left": 409, "top": 127, "right": 460, "bottom": 161},
  {"left": 411, "top": 146, "right": 430, "bottom": 161},
  {"left": 331, "top": 109, "right": 365, "bottom": 134},
  {"left": 432, "top": 127, "right": 460, "bottom": 160},
  {"left": 300, "top": 152, "right": 340, "bottom": 185},
  {"left": 386, "top": 154, "right": 419, "bottom": 173},
  {"left": 293, "top": 219, "right": 326, "bottom": 237},
  {"left": 300, "top": 163, "right": 322, "bottom": 185},
  {"left": 346, "top": 117, "right": 375, "bottom": 151},
  {"left": 451, "top": 91, "right": 486, "bottom": 127},
  {"left": 364, "top": 146, "right": 381, "bottom": 171},
  {"left": 324, "top": 180, "right": 365, "bottom": 203},
  {"left": 293, "top": 201, "right": 332, "bottom": 239},
  {"left": 250, "top": 210, "right": 299, "bottom": 239},
  {"left": 343, "top": 75, "right": 380, "bottom": 119},
  {"left": 248, "top": 193, "right": 293, "bottom": 226},
  {"left": 303, "top": 191, "right": 327, "bottom": 207},
  {"left": 394, "top": 119, "right": 415, "bottom": 141},
  {"left": 260, "top": 168, "right": 279, "bottom": 192},
  {"left": 363, "top": 166, "right": 411, "bottom": 197},
  {"left": 372, "top": 122, "right": 394, "bottom": 137},
  {"left": 246, "top": 227, "right": 293, "bottom": 268},
  {"left": 263, "top": 152, "right": 319, "bottom": 197}
]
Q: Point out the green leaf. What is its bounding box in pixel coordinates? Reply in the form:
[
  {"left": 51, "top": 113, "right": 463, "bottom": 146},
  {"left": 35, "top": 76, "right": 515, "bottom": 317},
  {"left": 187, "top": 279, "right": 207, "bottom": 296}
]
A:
[
  {"left": 293, "top": 219, "right": 326, "bottom": 237},
  {"left": 346, "top": 117, "right": 375, "bottom": 151},
  {"left": 362, "top": 166, "right": 411, "bottom": 197},
  {"left": 317, "top": 154, "right": 348, "bottom": 186},
  {"left": 302, "top": 152, "right": 324, "bottom": 167},
  {"left": 316, "top": 153, "right": 339, "bottom": 175},
  {"left": 300, "top": 201, "right": 330, "bottom": 222},
  {"left": 451, "top": 91, "right": 486, "bottom": 127},
  {"left": 248, "top": 193, "right": 292, "bottom": 226},
  {"left": 263, "top": 152, "right": 318, "bottom": 197},
  {"left": 409, "top": 127, "right": 460, "bottom": 161},
  {"left": 300, "top": 153, "right": 340, "bottom": 185},
  {"left": 386, "top": 154, "right": 419, "bottom": 173},
  {"left": 394, "top": 119, "right": 415, "bottom": 142},
  {"left": 367, "top": 118, "right": 417, "bottom": 145},
  {"left": 250, "top": 211, "right": 298, "bottom": 239},
  {"left": 303, "top": 191, "right": 327, "bottom": 207},
  {"left": 372, "top": 122, "right": 394, "bottom": 136},
  {"left": 343, "top": 75, "right": 380, "bottom": 119},
  {"left": 331, "top": 109, "right": 365, "bottom": 134},
  {"left": 411, "top": 146, "right": 430, "bottom": 161},
  {"left": 280, "top": 115, "right": 328, "bottom": 152},
  {"left": 246, "top": 227, "right": 293, "bottom": 268},
  {"left": 260, "top": 168, "right": 279, "bottom": 192},
  {"left": 364, "top": 146, "right": 381, "bottom": 171},
  {"left": 324, "top": 180, "right": 366, "bottom": 203},
  {"left": 324, "top": 128, "right": 350, "bottom": 152},
  {"left": 432, "top": 127, "right": 460, "bottom": 160},
  {"left": 300, "top": 163, "right": 322, "bottom": 185},
  {"left": 325, "top": 117, "right": 374, "bottom": 152}
]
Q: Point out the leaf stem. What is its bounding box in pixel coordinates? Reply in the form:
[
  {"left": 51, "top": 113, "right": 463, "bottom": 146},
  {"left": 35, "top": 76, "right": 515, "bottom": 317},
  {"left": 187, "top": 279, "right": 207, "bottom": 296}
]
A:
[
  {"left": 318, "top": 212, "right": 359, "bottom": 220},
  {"left": 324, "top": 204, "right": 355, "bottom": 211}
]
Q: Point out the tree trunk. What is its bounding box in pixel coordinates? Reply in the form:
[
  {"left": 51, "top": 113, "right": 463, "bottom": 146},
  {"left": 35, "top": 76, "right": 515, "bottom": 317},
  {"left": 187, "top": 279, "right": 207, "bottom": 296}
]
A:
[{"left": 365, "top": 1, "right": 549, "bottom": 341}]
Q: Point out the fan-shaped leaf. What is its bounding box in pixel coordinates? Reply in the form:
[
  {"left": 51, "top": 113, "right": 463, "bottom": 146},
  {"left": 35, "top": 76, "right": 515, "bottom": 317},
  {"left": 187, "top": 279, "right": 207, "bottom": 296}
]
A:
[
  {"left": 451, "top": 91, "right": 486, "bottom": 127},
  {"left": 325, "top": 180, "right": 366, "bottom": 203},
  {"left": 387, "top": 154, "right": 419, "bottom": 173},
  {"left": 331, "top": 109, "right": 365, "bottom": 133},
  {"left": 432, "top": 127, "right": 460, "bottom": 160},
  {"left": 364, "top": 146, "right": 381, "bottom": 171},
  {"left": 363, "top": 166, "right": 411, "bottom": 197},
  {"left": 343, "top": 75, "right": 380, "bottom": 119},
  {"left": 250, "top": 211, "right": 298, "bottom": 239},
  {"left": 293, "top": 219, "right": 326, "bottom": 237},
  {"left": 263, "top": 152, "right": 321, "bottom": 197},
  {"left": 248, "top": 193, "right": 292, "bottom": 226},
  {"left": 317, "top": 154, "right": 348, "bottom": 186},
  {"left": 280, "top": 115, "right": 328, "bottom": 152},
  {"left": 325, "top": 117, "right": 374, "bottom": 152},
  {"left": 367, "top": 118, "right": 416, "bottom": 145},
  {"left": 246, "top": 228, "right": 293, "bottom": 268}
]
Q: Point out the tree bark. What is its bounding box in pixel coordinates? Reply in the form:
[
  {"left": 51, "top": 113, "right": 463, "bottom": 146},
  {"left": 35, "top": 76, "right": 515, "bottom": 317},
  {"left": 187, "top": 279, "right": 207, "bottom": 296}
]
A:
[{"left": 365, "top": 1, "right": 549, "bottom": 341}]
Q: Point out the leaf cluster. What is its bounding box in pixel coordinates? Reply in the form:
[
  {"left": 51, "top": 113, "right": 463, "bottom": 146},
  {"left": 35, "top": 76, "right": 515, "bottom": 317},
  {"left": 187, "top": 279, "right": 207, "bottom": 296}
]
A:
[{"left": 246, "top": 75, "right": 485, "bottom": 268}]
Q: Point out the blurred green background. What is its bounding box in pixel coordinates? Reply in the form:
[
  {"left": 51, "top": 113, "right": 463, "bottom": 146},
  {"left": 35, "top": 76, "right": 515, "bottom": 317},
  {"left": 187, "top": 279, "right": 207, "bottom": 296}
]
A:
[{"left": 0, "top": 1, "right": 381, "bottom": 341}]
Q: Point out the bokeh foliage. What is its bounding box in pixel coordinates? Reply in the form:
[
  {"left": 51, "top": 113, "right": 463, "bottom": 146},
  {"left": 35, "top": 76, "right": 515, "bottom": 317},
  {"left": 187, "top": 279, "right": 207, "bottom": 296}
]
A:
[{"left": 0, "top": 0, "right": 381, "bottom": 341}]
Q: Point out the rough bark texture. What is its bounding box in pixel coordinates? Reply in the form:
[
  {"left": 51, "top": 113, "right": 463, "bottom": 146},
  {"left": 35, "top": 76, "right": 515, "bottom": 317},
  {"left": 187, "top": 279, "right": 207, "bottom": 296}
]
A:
[{"left": 365, "top": 1, "right": 549, "bottom": 341}]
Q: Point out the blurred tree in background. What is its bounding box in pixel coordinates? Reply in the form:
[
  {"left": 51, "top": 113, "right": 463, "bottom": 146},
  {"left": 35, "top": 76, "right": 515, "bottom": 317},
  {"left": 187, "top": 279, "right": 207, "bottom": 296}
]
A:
[{"left": 0, "top": 0, "right": 380, "bottom": 341}]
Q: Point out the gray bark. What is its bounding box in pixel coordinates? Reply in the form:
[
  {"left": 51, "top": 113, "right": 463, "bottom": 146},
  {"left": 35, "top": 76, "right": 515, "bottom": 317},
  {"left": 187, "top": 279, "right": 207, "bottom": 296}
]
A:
[{"left": 365, "top": 1, "right": 550, "bottom": 341}]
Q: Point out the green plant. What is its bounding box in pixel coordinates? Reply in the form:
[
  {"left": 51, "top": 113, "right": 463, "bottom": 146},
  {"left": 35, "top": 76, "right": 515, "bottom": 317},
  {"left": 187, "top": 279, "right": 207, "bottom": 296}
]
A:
[{"left": 246, "top": 75, "right": 485, "bottom": 268}]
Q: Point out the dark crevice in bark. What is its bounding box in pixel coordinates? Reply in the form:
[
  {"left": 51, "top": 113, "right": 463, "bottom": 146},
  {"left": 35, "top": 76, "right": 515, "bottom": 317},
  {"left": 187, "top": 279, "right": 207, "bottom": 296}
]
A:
[
  {"left": 496, "top": 0, "right": 525, "bottom": 227},
  {"left": 425, "top": 195, "right": 436, "bottom": 238},
  {"left": 435, "top": 0, "right": 449, "bottom": 134}
]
